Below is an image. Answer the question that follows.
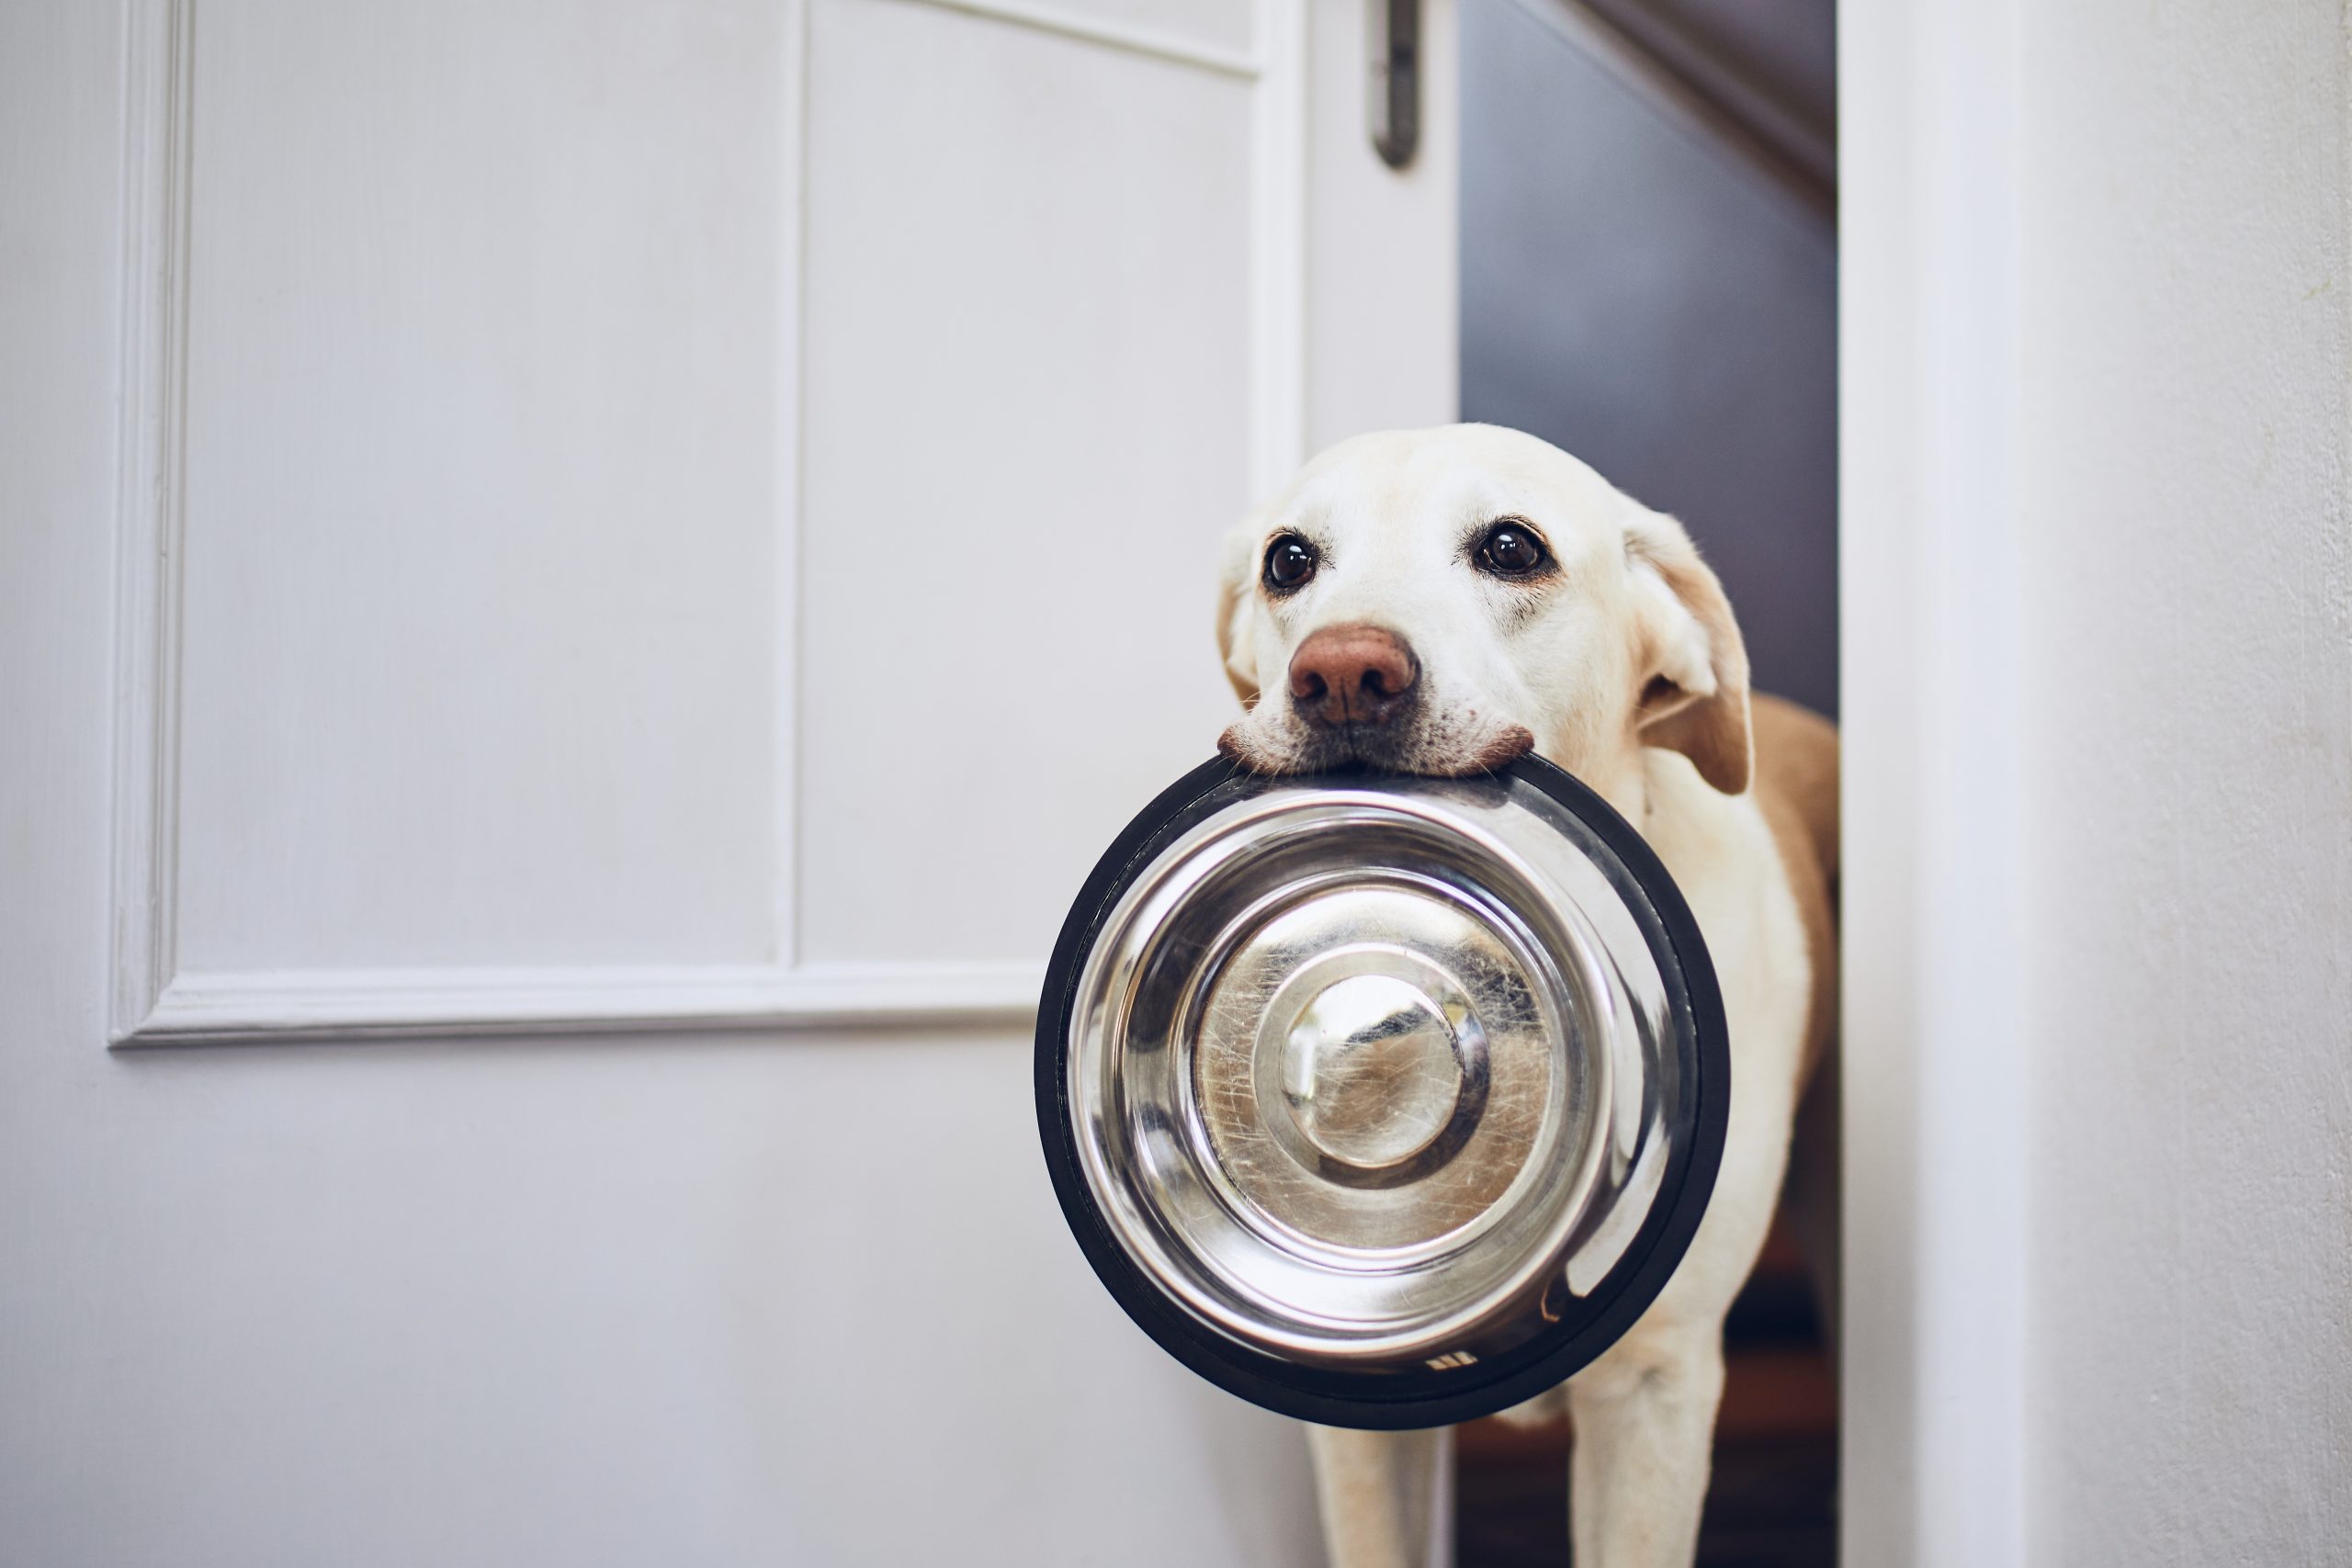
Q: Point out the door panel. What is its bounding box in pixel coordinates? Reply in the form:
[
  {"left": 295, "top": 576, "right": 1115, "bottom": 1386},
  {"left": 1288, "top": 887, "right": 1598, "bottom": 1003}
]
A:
[
  {"left": 109, "top": 0, "right": 1409, "bottom": 1043},
  {"left": 176, "top": 0, "right": 789, "bottom": 975},
  {"left": 797, "top": 0, "right": 1255, "bottom": 967}
]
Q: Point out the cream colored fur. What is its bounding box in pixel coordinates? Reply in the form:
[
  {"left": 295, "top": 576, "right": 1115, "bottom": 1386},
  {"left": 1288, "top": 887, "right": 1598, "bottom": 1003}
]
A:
[{"left": 1214, "top": 424, "right": 1834, "bottom": 1568}]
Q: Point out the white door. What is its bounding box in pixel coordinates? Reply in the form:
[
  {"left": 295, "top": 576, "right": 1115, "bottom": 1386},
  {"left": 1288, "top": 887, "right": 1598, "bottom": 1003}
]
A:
[{"left": 0, "top": 1, "right": 1453, "bottom": 1564}]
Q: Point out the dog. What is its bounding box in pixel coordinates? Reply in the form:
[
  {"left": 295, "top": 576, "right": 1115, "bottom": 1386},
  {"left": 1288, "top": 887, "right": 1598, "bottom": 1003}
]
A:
[{"left": 1213, "top": 423, "right": 1838, "bottom": 1568}]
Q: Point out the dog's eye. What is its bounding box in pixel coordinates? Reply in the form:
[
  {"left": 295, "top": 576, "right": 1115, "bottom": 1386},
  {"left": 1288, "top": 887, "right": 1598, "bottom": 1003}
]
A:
[
  {"left": 1262, "top": 535, "right": 1319, "bottom": 592},
  {"left": 1474, "top": 521, "right": 1552, "bottom": 580}
]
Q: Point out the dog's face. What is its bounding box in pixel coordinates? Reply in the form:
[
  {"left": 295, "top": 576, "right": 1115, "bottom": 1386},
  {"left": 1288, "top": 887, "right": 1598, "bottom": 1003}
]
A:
[{"left": 1215, "top": 424, "right": 1751, "bottom": 795}]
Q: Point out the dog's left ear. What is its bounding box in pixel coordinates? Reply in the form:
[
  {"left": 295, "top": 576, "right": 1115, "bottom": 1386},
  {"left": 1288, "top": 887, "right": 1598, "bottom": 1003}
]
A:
[
  {"left": 1214, "top": 518, "right": 1263, "bottom": 708},
  {"left": 1627, "top": 512, "right": 1752, "bottom": 795}
]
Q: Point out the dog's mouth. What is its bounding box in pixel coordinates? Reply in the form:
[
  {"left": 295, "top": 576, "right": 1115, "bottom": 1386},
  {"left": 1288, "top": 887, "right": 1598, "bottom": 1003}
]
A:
[{"left": 1217, "top": 710, "right": 1535, "bottom": 778}]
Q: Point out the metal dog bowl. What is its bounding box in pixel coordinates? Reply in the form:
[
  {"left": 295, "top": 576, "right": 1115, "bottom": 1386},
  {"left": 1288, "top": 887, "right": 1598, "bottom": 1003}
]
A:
[{"left": 1035, "top": 756, "right": 1729, "bottom": 1429}]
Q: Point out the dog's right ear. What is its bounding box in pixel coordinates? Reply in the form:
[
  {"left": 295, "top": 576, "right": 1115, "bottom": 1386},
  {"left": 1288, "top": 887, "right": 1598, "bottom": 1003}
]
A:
[{"left": 1215, "top": 519, "right": 1263, "bottom": 707}]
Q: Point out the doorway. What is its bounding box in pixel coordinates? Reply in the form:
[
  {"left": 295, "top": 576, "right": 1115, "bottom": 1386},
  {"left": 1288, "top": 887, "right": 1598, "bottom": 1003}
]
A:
[{"left": 1453, "top": 0, "right": 1838, "bottom": 1561}]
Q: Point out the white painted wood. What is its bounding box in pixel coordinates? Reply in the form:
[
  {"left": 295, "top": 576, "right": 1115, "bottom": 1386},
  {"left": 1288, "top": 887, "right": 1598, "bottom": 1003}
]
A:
[
  {"left": 1303, "top": 0, "right": 1456, "bottom": 449},
  {"left": 2, "top": 3, "right": 1451, "bottom": 1563},
  {"left": 99, "top": 0, "right": 1430, "bottom": 1046},
  {"left": 108, "top": 0, "right": 194, "bottom": 1042},
  {"left": 110, "top": 0, "right": 802, "bottom": 1040},
  {"left": 1834, "top": 3, "right": 2022, "bottom": 1561},
  {"left": 894, "top": 0, "right": 1261, "bottom": 76},
  {"left": 1840, "top": 2, "right": 2027, "bottom": 1563},
  {"left": 134, "top": 960, "right": 1041, "bottom": 1043},
  {"left": 1251, "top": 0, "right": 1308, "bottom": 493},
  {"left": 793, "top": 0, "right": 1270, "bottom": 971},
  {"left": 1842, "top": 0, "right": 2352, "bottom": 1561},
  {"left": 171, "top": 0, "right": 790, "bottom": 977}
]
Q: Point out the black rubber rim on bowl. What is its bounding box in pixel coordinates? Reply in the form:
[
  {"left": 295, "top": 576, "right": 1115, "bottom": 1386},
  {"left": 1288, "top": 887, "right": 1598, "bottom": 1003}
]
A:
[{"left": 1034, "top": 754, "right": 1731, "bottom": 1430}]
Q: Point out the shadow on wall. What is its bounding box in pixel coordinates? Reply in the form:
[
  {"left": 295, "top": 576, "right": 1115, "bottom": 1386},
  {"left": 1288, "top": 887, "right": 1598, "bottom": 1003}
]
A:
[{"left": 1460, "top": 0, "right": 1838, "bottom": 717}]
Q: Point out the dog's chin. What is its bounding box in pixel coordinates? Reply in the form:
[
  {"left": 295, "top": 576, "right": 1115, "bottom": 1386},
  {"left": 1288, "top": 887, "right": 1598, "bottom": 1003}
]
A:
[{"left": 1217, "top": 712, "right": 1535, "bottom": 778}]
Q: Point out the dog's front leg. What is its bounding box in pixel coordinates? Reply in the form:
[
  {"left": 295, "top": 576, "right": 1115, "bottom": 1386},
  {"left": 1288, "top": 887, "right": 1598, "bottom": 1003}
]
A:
[
  {"left": 1306, "top": 1425, "right": 1451, "bottom": 1568},
  {"left": 1564, "top": 1325, "right": 1725, "bottom": 1567}
]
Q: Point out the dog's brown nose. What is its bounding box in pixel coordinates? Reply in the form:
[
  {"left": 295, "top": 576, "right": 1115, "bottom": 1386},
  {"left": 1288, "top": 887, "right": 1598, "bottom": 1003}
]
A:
[{"left": 1288, "top": 624, "right": 1419, "bottom": 728}]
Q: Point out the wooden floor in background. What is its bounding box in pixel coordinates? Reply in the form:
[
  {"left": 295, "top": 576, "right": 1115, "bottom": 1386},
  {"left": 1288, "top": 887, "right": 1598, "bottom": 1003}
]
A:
[{"left": 1454, "top": 1219, "right": 1838, "bottom": 1567}]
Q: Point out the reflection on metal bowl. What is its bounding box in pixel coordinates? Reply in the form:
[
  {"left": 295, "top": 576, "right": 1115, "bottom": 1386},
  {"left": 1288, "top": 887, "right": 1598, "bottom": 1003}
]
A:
[{"left": 1035, "top": 755, "right": 1729, "bottom": 1430}]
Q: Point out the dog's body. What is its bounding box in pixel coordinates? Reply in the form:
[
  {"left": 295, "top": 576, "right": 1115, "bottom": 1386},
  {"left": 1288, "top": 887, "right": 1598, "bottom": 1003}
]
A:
[{"left": 1213, "top": 425, "right": 1838, "bottom": 1568}]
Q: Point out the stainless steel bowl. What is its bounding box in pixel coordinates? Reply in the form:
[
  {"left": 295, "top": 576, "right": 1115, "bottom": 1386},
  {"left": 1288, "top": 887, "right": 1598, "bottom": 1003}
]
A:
[{"left": 1035, "top": 756, "right": 1727, "bottom": 1429}]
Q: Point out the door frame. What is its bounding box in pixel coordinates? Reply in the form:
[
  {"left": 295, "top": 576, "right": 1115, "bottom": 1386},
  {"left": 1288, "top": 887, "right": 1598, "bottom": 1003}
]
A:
[{"left": 1839, "top": 0, "right": 2030, "bottom": 1562}]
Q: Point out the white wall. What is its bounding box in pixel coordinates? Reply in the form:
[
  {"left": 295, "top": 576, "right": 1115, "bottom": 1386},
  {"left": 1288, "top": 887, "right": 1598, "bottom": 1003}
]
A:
[
  {"left": 1844, "top": 0, "right": 2352, "bottom": 1562},
  {"left": 0, "top": 3, "right": 1455, "bottom": 1564}
]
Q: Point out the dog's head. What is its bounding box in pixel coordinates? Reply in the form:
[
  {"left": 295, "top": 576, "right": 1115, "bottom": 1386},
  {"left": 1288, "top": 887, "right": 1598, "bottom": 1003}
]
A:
[{"left": 1215, "top": 424, "right": 1750, "bottom": 796}]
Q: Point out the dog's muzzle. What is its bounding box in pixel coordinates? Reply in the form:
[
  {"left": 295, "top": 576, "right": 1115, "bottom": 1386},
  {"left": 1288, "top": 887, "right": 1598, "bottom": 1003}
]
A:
[{"left": 1035, "top": 756, "right": 1730, "bottom": 1430}]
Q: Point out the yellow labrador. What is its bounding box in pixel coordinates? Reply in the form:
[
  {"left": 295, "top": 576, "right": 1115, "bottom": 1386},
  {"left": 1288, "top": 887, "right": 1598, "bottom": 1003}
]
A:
[{"left": 1215, "top": 424, "right": 1837, "bottom": 1568}]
